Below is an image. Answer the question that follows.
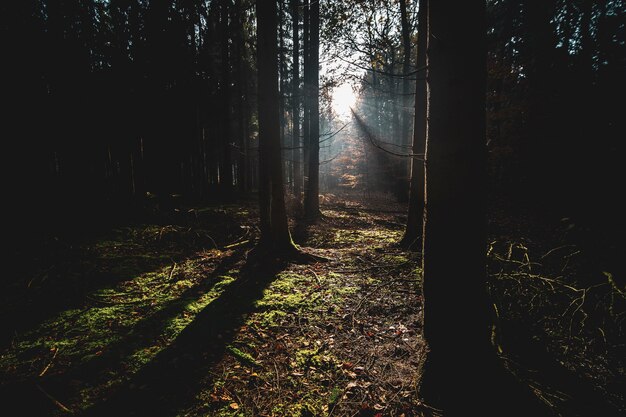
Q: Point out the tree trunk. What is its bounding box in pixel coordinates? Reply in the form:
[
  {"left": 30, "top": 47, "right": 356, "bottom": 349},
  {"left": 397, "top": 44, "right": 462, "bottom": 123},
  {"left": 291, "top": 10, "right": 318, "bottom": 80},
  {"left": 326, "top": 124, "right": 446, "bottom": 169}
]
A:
[
  {"left": 291, "top": 0, "right": 302, "bottom": 199},
  {"left": 257, "top": 0, "right": 296, "bottom": 251},
  {"left": 219, "top": 0, "right": 233, "bottom": 198},
  {"left": 278, "top": 0, "right": 288, "bottom": 189},
  {"left": 302, "top": 0, "right": 310, "bottom": 205},
  {"left": 233, "top": 0, "right": 248, "bottom": 194},
  {"left": 400, "top": 0, "right": 427, "bottom": 249},
  {"left": 419, "top": 0, "right": 492, "bottom": 411},
  {"left": 304, "top": 0, "right": 320, "bottom": 220},
  {"left": 397, "top": 0, "right": 412, "bottom": 203}
]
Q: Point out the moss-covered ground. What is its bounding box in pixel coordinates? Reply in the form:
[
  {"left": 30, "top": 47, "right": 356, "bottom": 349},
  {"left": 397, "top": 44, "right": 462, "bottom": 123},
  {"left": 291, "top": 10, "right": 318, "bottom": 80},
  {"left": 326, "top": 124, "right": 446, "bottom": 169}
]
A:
[
  {"left": 0, "top": 197, "right": 425, "bottom": 417},
  {"left": 1, "top": 194, "right": 623, "bottom": 416}
]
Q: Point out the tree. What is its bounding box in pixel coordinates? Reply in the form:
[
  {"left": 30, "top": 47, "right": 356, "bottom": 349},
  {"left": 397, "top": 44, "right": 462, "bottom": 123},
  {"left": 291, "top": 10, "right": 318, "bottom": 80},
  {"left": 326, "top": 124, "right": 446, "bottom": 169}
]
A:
[
  {"left": 291, "top": 0, "right": 302, "bottom": 198},
  {"left": 400, "top": 0, "right": 427, "bottom": 249},
  {"left": 304, "top": 0, "right": 321, "bottom": 220},
  {"left": 397, "top": 0, "right": 413, "bottom": 202},
  {"left": 419, "top": 0, "right": 493, "bottom": 411},
  {"left": 219, "top": 0, "right": 234, "bottom": 198},
  {"left": 256, "top": 0, "right": 298, "bottom": 254},
  {"left": 233, "top": 0, "right": 249, "bottom": 194}
]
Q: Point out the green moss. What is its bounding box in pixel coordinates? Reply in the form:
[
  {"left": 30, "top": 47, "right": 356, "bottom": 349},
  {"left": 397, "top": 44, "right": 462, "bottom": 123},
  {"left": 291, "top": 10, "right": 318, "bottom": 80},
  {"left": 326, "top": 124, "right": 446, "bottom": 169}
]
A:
[
  {"left": 125, "top": 345, "right": 162, "bottom": 373},
  {"left": 328, "top": 386, "right": 342, "bottom": 405},
  {"left": 381, "top": 254, "right": 409, "bottom": 264},
  {"left": 0, "top": 247, "right": 240, "bottom": 413},
  {"left": 295, "top": 348, "right": 337, "bottom": 371},
  {"left": 255, "top": 309, "right": 288, "bottom": 327},
  {"left": 271, "top": 402, "right": 320, "bottom": 417},
  {"left": 226, "top": 345, "right": 258, "bottom": 367}
]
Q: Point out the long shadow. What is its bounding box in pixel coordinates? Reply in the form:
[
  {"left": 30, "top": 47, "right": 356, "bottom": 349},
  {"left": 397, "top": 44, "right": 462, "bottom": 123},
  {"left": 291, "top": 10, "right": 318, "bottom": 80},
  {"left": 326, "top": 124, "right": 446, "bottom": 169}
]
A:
[
  {"left": 0, "top": 248, "right": 249, "bottom": 417},
  {"left": 1, "top": 240, "right": 204, "bottom": 349},
  {"left": 2, "top": 203, "right": 249, "bottom": 350},
  {"left": 79, "top": 257, "right": 286, "bottom": 417}
]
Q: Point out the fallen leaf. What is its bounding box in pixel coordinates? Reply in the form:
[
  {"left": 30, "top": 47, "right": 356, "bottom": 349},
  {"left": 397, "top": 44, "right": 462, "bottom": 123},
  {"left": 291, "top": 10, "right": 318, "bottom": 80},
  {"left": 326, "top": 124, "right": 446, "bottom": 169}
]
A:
[{"left": 229, "top": 402, "right": 239, "bottom": 410}]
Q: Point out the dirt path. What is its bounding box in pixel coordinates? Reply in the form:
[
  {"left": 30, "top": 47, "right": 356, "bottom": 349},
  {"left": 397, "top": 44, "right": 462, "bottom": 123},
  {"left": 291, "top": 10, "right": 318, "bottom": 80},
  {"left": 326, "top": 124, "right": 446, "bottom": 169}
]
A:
[{"left": 175, "top": 202, "right": 426, "bottom": 417}]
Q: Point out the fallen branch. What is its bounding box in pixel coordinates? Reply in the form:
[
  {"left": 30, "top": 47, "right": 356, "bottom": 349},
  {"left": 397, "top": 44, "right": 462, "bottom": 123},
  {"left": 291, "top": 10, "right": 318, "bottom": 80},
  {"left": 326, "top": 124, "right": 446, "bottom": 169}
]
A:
[
  {"left": 36, "top": 384, "right": 72, "bottom": 414},
  {"left": 224, "top": 240, "right": 251, "bottom": 250},
  {"left": 38, "top": 348, "right": 59, "bottom": 377},
  {"left": 308, "top": 269, "right": 322, "bottom": 286}
]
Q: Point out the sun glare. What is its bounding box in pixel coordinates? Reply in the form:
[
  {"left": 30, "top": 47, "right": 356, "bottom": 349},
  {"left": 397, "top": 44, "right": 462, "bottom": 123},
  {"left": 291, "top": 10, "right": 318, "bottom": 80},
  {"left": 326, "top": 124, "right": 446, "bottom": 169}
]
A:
[{"left": 332, "top": 83, "right": 357, "bottom": 118}]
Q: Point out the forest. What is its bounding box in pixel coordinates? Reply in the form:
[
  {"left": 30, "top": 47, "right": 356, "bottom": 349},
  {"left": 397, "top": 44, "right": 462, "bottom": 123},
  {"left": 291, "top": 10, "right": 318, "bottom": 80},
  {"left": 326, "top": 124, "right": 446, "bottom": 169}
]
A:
[{"left": 1, "top": 0, "right": 625, "bottom": 416}]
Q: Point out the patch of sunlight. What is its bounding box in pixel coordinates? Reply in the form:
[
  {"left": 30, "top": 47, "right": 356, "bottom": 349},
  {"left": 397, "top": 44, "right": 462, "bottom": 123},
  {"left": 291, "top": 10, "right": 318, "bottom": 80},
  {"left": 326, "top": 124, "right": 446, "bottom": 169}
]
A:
[
  {"left": 381, "top": 254, "right": 409, "bottom": 264},
  {"left": 162, "top": 275, "right": 236, "bottom": 340},
  {"left": 0, "top": 256, "right": 239, "bottom": 413}
]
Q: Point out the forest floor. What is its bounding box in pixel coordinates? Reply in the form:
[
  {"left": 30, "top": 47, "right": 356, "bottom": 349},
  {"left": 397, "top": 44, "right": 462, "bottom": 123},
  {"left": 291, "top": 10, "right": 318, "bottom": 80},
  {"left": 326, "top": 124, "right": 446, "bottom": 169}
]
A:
[{"left": 1, "top": 193, "right": 624, "bottom": 416}]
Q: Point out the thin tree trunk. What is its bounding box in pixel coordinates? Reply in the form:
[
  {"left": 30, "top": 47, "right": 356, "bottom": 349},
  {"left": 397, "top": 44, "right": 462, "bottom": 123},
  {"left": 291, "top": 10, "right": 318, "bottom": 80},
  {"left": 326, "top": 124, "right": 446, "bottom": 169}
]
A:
[
  {"left": 291, "top": 0, "right": 302, "bottom": 199},
  {"left": 279, "top": 0, "right": 288, "bottom": 188},
  {"left": 233, "top": 0, "right": 247, "bottom": 193},
  {"left": 400, "top": 0, "right": 427, "bottom": 249},
  {"left": 302, "top": 0, "right": 310, "bottom": 203},
  {"left": 398, "top": 0, "right": 412, "bottom": 202},
  {"left": 219, "top": 0, "right": 233, "bottom": 198},
  {"left": 304, "top": 0, "right": 320, "bottom": 219}
]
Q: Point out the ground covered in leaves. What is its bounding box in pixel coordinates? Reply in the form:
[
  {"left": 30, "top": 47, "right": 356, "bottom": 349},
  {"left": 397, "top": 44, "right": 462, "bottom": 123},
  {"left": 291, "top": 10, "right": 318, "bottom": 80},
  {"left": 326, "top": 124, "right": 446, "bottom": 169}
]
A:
[
  {"left": 1, "top": 196, "right": 426, "bottom": 417},
  {"left": 1, "top": 194, "right": 624, "bottom": 416}
]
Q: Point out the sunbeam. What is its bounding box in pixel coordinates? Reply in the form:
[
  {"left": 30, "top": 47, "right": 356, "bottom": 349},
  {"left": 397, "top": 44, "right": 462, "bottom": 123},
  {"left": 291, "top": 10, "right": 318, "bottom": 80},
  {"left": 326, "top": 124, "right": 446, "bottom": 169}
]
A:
[{"left": 331, "top": 83, "right": 357, "bottom": 119}]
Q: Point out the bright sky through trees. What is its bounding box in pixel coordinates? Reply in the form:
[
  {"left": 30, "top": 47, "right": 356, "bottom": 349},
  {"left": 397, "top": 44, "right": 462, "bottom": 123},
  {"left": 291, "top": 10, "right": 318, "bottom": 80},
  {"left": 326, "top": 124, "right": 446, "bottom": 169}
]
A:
[{"left": 331, "top": 83, "right": 357, "bottom": 119}]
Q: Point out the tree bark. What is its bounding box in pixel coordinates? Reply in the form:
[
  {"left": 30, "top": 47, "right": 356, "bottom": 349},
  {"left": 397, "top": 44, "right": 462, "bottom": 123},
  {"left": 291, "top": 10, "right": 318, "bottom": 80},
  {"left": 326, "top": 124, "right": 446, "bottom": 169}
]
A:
[
  {"left": 302, "top": 0, "right": 310, "bottom": 205},
  {"left": 219, "top": 0, "right": 234, "bottom": 198},
  {"left": 419, "top": 0, "right": 492, "bottom": 411},
  {"left": 291, "top": 0, "right": 302, "bottom": 198},
  {"left": 233, "top": 0, "right": 248, "bottom": 194},
  {"left": 304, "top": 0, "right": 320, "bottom": 220},
  {"left": 400, "top": 0, "right": 427, "bottom": 249},
  {"left": 397, "top": 0, "right": 412, "bottom": 202},
  {"left": 257, "top": 0, "right": 296, "bottom": 251}
]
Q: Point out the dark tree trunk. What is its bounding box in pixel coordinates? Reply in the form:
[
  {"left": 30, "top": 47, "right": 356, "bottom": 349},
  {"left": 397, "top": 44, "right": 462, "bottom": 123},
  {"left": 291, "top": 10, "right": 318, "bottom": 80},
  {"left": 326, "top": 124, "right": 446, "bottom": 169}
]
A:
[
  {"left": 291, "top": 0, "right": 302, "bottom": 199},
  {"left": 304, "top": 0, "right": 320, "bottom": 220},
  {"left": 278, "top": 0, "right": 288, "bottom": 187},
  {"left": 257, "top": 0, "right": 297, "bottom": 251},
  {"left": 400, "top": 0, "right": 427, "bottom": 249},
  {"left": 302, "top": 0, "right": 310, "bottom": 203},
  {"left": 397, "top": 0, "right": 412, "bottom": 202},
  {"left": 219, "top": 0, "right": 233, "bottom": 198},
  {"left": 419, "top": 0, "right": 493, "bottom": 411},
  {"left": 233, "top": 0, "right": 248, "bottom": 194}
]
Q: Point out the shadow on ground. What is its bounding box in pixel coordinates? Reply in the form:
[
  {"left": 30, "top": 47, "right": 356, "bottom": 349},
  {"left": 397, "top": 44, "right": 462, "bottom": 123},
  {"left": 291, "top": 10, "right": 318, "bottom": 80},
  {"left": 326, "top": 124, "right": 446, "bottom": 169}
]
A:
[{"left": 78, "top": 257, "right": 286, "bottom": 417}]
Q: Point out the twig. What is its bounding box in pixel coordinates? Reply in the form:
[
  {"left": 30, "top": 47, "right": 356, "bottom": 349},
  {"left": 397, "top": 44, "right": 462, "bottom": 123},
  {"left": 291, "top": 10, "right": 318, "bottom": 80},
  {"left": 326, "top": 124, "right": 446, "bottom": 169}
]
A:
[
  {"left": 207, "top": 234, "right": 218, "bottom": 249},
  {"left": 540, "top": 245, "right": 577, "bottom": 259},
  {"left": 223, "top": 240, "right": 250, "bottom": 249},
  {"left": 308, "top": 269, "right": 322, "bottom": 286},
  {"left": 273, "top": 359, "right": 281, "bottom": 395},
  {"left": 168, "top": 263, "right": 177, "bottom": 280},
  {"left": 38, "top": 347, "right": 59, "bottom": 377},
  {"left": 36, "top": 384, "right": 72, "bottom": 413}
]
